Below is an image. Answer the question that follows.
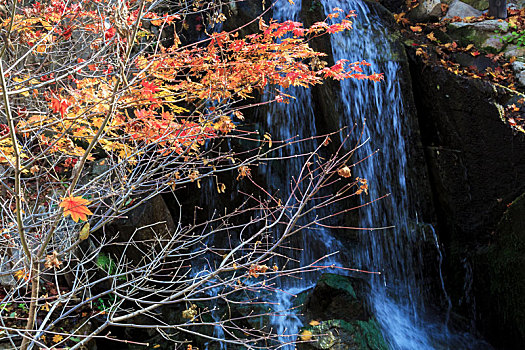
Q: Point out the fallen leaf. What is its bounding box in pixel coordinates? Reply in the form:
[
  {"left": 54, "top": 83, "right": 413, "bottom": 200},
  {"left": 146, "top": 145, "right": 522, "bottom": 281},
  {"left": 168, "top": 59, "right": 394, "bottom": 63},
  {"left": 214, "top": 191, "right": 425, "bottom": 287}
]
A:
[
  {"left": 426, "top": 32, "right": 437, "bottom": 41},
  {"left": 309, "top": 320, "right": 320, "bottom": 326},
  {"left": 410, "top": 25, "right": 422, "bottom": 32}
]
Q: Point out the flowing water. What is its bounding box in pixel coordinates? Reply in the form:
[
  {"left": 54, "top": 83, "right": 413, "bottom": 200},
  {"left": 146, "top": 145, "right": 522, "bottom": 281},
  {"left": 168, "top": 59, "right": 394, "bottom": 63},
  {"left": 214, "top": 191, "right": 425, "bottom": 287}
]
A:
[{"left": 262, "top": 0, "right": 493, "bottom": 349}]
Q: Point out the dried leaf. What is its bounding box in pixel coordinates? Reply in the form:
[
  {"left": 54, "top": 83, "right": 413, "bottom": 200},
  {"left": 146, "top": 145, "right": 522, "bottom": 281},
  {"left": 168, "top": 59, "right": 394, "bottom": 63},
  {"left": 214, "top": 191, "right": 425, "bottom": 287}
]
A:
[
  {"left": 337, "top": 166, "right": 352, "bottom": 178},
  {"left": 309, "top": 320, "right": 320, "bottom": 326},
  {"left": 410, "top": 26, "right": 422, "bottom": 33},
  {"left": 426, "top": 32, "right": 437, "bottom": 41},
  {"left": 44, "top": 251, "right": 61, "bottom": 269}
]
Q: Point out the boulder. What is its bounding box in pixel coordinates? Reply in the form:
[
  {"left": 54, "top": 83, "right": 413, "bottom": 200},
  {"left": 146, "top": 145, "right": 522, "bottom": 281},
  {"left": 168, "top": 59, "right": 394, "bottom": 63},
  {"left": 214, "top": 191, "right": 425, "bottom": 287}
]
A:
[
  {"left": 448, "top": 19, "right": 508, "bottom": 32},
  {"left": 407, "top": 0, "right": 443, "bottom": 22},
  {"left": 511, "top": 60, "right": 525, "bottom": 86},
  {"left": 444, "top": 0, "right": 483, "bottom": 19},
  {"left": 298, "top": 319, "right": 388, "bottom": 350},
  {"left": 503, "top": 44, "right": 525, "bottom": 60},
  {"left": 481, "top": 35, "right": 505, "bottom": 52},
  {"left": 102, "top": 194, "right": 176, "bottom": 264},
  {"left": 447, "top": 20, "right": 508, "bottom": 51},
  {"left": 297, "top": 274, "right": 389, "bottom": 350},
  {"left": 302, "top": 273, "right": 369, "bottom": 322},
  {"left": 461, "top": 0, "right": 490, "bottom": 10}
]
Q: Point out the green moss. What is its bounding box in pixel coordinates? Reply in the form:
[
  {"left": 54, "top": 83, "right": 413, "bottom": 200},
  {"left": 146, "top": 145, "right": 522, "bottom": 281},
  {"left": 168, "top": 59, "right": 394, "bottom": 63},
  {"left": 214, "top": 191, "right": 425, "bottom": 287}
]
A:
[
  {"left": 354, "top": 319, "right": 389, "bottom": 350},
  {"left": 320, "top": 273, "right": 357, "bottom": 299},
  {"left": 301, "top": 319, "right": 388, "bottom": 349}
]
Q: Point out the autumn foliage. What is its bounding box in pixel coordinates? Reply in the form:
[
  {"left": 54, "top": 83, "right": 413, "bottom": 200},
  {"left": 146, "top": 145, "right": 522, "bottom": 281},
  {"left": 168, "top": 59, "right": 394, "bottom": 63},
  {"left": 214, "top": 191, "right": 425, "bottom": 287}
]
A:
[{"left": 0, "top": 0, "right": 381, "bottom": 348}]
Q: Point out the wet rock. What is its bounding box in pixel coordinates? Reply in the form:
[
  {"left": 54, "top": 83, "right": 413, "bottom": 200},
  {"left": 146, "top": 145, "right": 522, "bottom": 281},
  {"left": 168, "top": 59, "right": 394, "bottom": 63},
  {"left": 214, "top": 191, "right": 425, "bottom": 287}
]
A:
[
  {"left": 444, "top": 0, "right": 483, "bottom": 19},
  {"left": 474, "top": 193, "right": 525, "bottom": 347},
  {"left": 302, "top": 273, "right": 369, "bottom": 322},
  {"left": 298, "top": 319, "right": 388, "bottom": 350},
  {"left": 407, "top": 47, "right": 525, "bottom": 348},
  {"left": 407, "top": 0, "right": 442, "bottom": 22},
  {"left": 297, "top": 274, "right": 388, "bottom": 350}
]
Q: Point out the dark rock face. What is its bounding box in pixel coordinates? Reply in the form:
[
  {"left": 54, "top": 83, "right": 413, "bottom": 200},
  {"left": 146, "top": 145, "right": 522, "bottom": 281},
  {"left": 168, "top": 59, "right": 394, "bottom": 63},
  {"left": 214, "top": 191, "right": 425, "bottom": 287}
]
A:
[
  {"left": 303, "top": 273, "right": 370, "bottom": 322},
  {"left": 103, "top": 195, "right": 176, "bottom": 264},
  {"left": 407, "top": 46, "right": 525, "bottom": 348},
  {"left": 475, "top": 192, "right": 525, "bottom": 348},
  {"left": 298, "top": 273, "right": 388, "bottom": 350}
]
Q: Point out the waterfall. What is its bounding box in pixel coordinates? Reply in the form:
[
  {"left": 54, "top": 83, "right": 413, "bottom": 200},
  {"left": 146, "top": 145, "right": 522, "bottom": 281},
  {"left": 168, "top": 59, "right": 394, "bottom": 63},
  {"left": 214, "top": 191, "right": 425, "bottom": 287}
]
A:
[
  {"left": 263, "top": 0, "right": 493, "bottom": 349},
  {"left": 316, "top": 0, "right": 492, "bottom": 348},
  {"left": 261, "top": 1, "right": 346, "bottom": 347}
]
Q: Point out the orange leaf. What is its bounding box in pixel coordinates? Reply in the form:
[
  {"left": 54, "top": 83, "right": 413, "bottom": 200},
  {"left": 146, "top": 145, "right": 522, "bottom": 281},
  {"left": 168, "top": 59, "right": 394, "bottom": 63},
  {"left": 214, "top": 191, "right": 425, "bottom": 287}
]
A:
[
  {"left": 59, "top": 195, "right": 93, "bottom": 222},
  {"left": 50, "top": 97, "right": 70, "bottom": 118},
  {"left": 410, "top": 26, "right": 422, "bottom": 33},
  {"left": 52, "top": 334, "right": 63, "bottom": 343},
  {"left": 426, "top": 32, "right": 437, "bottom": 41}
]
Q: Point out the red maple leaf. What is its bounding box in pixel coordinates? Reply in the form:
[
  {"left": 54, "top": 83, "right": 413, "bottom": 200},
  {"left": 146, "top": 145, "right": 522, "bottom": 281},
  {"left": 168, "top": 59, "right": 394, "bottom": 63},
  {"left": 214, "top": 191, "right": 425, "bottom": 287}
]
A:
[
  {"left": 50, "top": 97, "right": 70, "bottom": 118},
  {"left": 59, "top": 195, "right": 93, "bottom": 222}
]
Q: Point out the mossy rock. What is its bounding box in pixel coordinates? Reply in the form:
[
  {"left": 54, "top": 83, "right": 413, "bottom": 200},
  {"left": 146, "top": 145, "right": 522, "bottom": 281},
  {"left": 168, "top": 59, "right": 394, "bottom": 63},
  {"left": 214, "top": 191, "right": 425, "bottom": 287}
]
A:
[
  {"left": 319, "top": 273, "right": 358, "bottom": 299},
  {"left": 461, "top": 0, "right": 489, "bottom": 10},
  {"left": 303, "top": 273, "right": 370, "bottom": 323},
  {"left": 298, "top": 319, "right": 388, "bottom": 350}
]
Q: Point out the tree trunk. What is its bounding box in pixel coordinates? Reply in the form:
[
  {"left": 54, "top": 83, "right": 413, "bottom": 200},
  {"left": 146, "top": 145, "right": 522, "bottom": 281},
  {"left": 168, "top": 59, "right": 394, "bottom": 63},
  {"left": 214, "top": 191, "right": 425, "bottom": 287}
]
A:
[{"left": 489, "top": 0, "right": 507, "bottom": 19}]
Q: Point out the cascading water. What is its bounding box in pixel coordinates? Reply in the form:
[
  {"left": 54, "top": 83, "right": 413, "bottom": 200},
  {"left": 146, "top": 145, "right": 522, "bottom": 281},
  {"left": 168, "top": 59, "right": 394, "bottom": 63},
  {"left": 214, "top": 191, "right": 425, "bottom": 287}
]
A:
[
  {"left": 316, "top": 0, "right": 492, "bottom": 348},
  {"left": 196, "top": 0, "right": 493, "bottom": 348},
  {"left": 261, "top": 1, "right": 346, "bottom": 347}
]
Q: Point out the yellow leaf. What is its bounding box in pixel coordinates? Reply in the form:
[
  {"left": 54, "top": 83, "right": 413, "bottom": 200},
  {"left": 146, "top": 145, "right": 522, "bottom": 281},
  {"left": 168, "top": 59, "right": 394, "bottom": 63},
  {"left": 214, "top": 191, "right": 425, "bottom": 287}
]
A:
[
  {"left": 42, "top": 302, "right": 50, "bottom": 312},
  {"left": 52, "top": 334, "right": 63, "bottom": 343},
  {"left": 309, "top": 320, "right": 320, "bottom": 326},
  {"left": 79, "top": 222, "right": 90, "bottom": 240},
  {"left": 300, "top": 330, "right": 313, "bottom": 341},
  {"left": 465, "top": 44, "right": 474, "bottom": 51},
  {"left": 264, "top": 133, "right": 272, "bottom": 148},
  {"left": 410, "top": 26, "right": 422, "bottom": 33},
  {"left": 14, "top": 269, "right": 29, "bottom": 281},
  {"left": 426, "top": 32, "right": 437, "bottom": 41}
]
